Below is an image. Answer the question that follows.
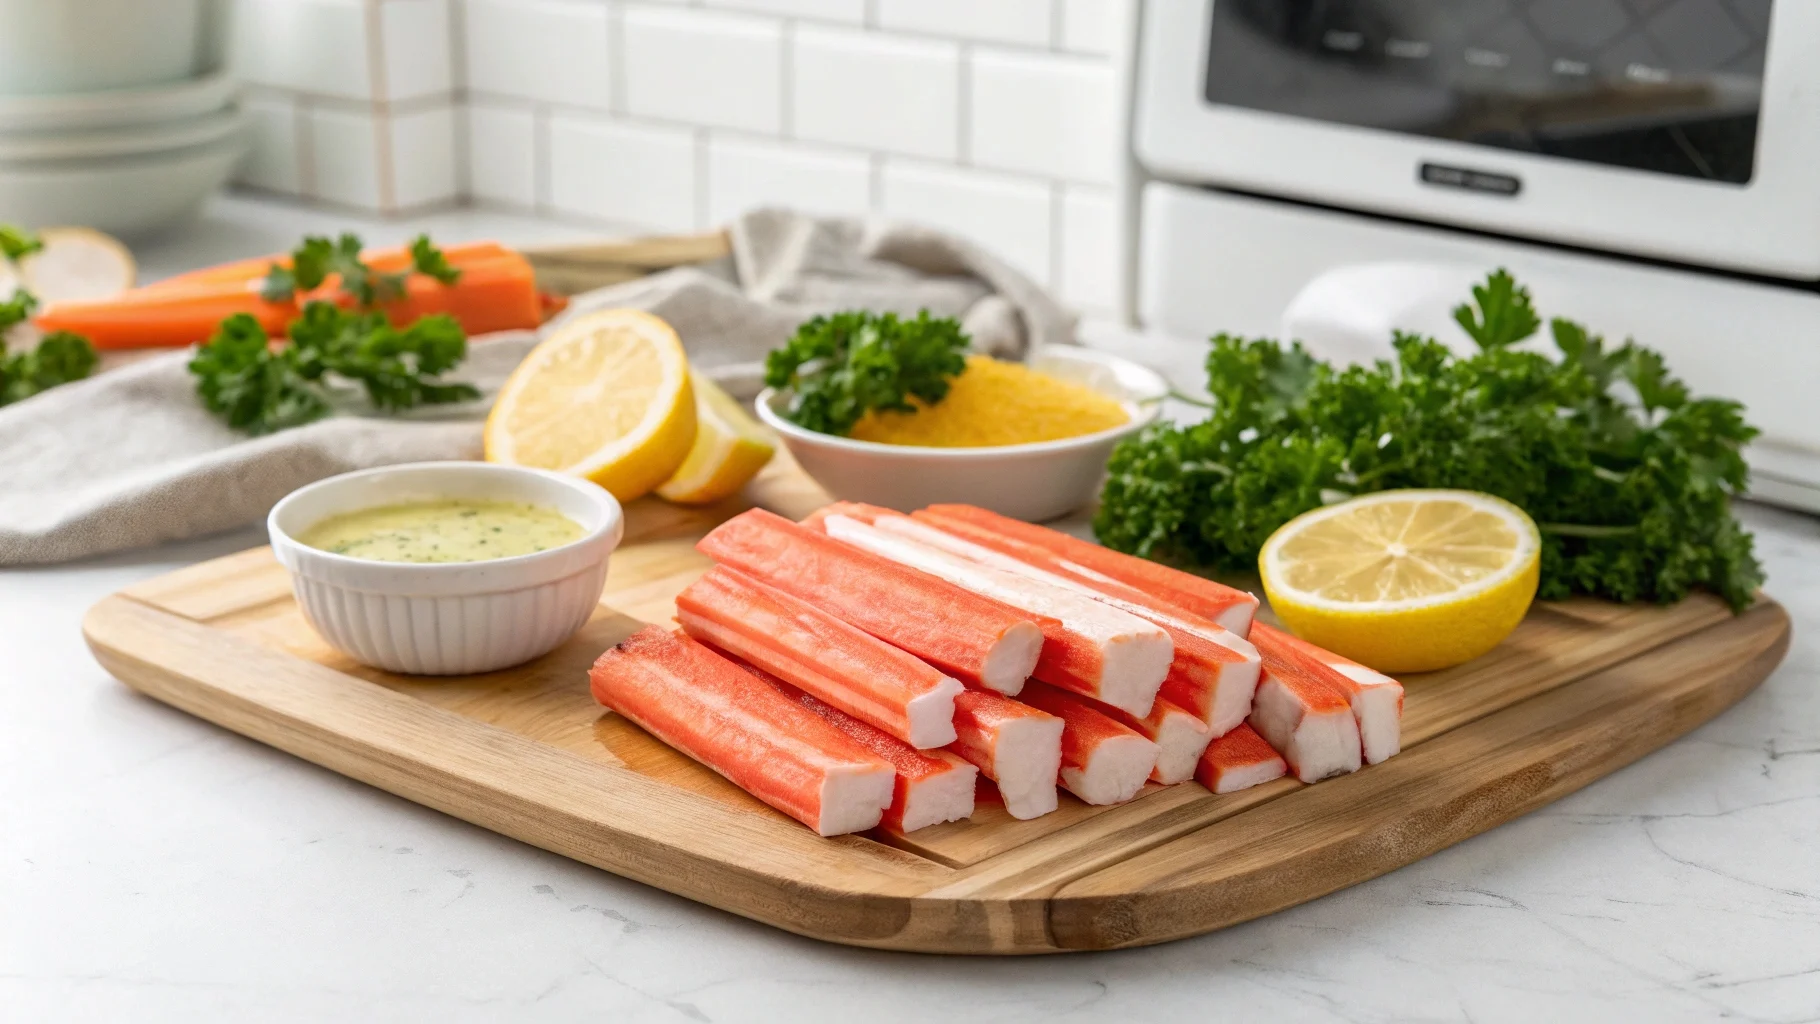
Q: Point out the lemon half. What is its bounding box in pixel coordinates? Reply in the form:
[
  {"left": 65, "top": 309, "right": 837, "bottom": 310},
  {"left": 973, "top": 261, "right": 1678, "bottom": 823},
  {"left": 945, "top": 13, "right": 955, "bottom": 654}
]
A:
[
  {"left": 1259, "top": 489, "right": 1541, "bottom": 673},
  {"left": 656, "top": 372, "right": 776, "bottom": 505},
  {"left": 484, "top": 308, "right": 696, "bottom": 502}
]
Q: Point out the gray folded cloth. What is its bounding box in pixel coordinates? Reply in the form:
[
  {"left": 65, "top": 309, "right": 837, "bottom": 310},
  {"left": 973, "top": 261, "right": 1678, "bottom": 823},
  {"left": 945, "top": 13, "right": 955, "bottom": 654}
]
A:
[{"left": 0, "top": 208, "right": 1076, "bottom": 565}]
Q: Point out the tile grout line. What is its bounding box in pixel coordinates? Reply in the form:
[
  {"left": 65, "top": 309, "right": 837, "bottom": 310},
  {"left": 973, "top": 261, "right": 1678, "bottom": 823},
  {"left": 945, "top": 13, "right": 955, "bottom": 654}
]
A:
[
  {"left": 956, "top": 41, "right": 972, "bottom": 166},
  {"left": 364, "top": 0, "right": 397, "bottom": 213},
  {"left": 779, "top": 20, "right": 795, "bottom": 141}
]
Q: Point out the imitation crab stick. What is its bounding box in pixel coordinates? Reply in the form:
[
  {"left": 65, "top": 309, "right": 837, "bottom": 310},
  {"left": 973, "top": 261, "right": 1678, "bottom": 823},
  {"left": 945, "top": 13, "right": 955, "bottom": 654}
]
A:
[
  {"left": 1195, "top": 722, "right": 1289, "bottom": 794},
  {"left": 1247, "top": 663, "right": 1362, "bottom": 783},
  {"left": 675, "top": 565, "right": 965, "bottom": 749},
  {"left": 948, "top": 689, "right": 1065, "bottom": 820},
  {"left": 34, "top": 244, "right": 544, "bottom": 349},
  {"left": 1097, "top": 696, "right": 1214, "bottom": 785},
  {"left": 696, "top": 509, "right": 1046, "bottom": 695},
  {"left": 589, "top": 626, "right": 894, "bottom": 836},
  {"left": 1018, "top": 682, "right": 1160, "bottom": 805},
  {"left": 920, "top": 504, "right": 1260, "bottom": 635},
  {"left": 752, "top": 669, "right": 978, "bottom": 832},
  {"left": 888, "top": 509, "right": 1262, "bottom": 734},
  {"left": 1252, "top": 623, "right": 1404, "bottom": 765},
  {"left": 814, "top": 509, "right": 1172, "bottom": 718}
]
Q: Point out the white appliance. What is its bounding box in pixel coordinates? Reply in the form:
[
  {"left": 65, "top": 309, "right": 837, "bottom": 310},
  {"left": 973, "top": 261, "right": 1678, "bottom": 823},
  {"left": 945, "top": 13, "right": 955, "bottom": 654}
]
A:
[{"left": 1116, "top": 0, "right": 1820, "bottom": 512}]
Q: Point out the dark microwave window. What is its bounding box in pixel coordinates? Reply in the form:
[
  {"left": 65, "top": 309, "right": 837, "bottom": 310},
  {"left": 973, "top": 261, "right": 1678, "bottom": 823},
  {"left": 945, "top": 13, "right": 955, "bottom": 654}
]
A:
[{"left": 1203, "top": 0, "right": 1770, "bottom": 185}]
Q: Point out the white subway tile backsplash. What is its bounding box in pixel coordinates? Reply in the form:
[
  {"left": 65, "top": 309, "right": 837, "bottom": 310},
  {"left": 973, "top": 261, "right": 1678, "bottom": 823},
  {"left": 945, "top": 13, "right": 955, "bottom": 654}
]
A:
[
  {"left": 706, "top": 135, "right": 870, "bottom": 225},
  {"left": 228, "top": 0, "right": 372, "bottom": 100},
  {"left": 1059, "top": 0, "right": 1121, "bottom": 56},
  {"left": 970, "top": 49, "right": 1115, "bottom": 185},
  {"left": 623, "top": 8, "right": 783, "bottom": 134},
  {"left": 466, "top": 102, "right": 538, "bottom": 207},
  {"left": 704, "top": 0, "right": 864, "bottom": 23},
  {"left": 875, "top": 0, "right": 1053, "bottom": 47},
  {"left": 880, "top": 161, "right": 1052, "bottom": 284},
  {"left": 236, "top": 94, "right": 303, "bottom": 194},
  {"left": 793, "top": 27, "right": 959, "bottom": 161},
  {"left": 1059, "top": 185, "right": 1116, "bottom": 312},
  {"left": 549, "top": 115, "right": 699, "bottom": 231},
  {"left": 308, "top": 106, "right": 383, "bottom": 210},
  {"left": 462, "top": 0, "right": 612, "bottom": 108},
  {"left": 380, "top": 0, "right": 455, "bottom": 101},
  {"left": 391, "top": 105, "right": 460, "bottom": 209}
]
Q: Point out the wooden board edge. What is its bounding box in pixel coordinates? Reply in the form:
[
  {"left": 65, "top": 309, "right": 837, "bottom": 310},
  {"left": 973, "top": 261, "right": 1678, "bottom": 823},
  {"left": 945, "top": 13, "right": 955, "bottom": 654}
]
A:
[
  {"left": 1039, "top": 599, "right": 1791, "bottom": 953},
  {"left": 81, "top": 594, "right": 972, "bottom": 950}
]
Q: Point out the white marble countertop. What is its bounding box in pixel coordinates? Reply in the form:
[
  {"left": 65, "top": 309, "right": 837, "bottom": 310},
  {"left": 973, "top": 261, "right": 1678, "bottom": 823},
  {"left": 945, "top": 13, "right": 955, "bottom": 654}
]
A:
[{"left": 5, "top": 196, "right": 1818, "bottom": 1023}]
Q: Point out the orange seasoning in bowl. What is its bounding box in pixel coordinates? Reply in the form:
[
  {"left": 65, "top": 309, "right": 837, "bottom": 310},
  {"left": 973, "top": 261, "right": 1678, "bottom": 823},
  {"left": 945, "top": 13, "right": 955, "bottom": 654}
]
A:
[{"left": 847, "top": 355, "right": 1128, "bottom": 447}]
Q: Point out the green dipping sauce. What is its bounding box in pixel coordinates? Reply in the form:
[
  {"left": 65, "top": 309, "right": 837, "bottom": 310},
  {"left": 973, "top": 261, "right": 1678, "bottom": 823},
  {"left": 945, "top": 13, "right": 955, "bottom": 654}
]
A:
[{"left": 299, "top": 500, "right": 585, "bottom": 564}]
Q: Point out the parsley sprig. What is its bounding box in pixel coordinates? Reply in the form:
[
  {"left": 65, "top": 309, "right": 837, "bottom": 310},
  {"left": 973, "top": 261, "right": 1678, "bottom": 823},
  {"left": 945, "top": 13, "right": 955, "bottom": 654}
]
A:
[
  {"left": 0, "top": 224, "right": 100, "bottom": 407},
  {"left": 189, "top": 302, "right": 479, "bottom": 435},
  {"left": 764, "top": 310, "right": 969, "bottom": 436},
  {"left": 260, "top": 232, "right": 462, "bottom": 306},
  {"left": 1094, "top": 270, "right": 1764, "bottom": 610}
]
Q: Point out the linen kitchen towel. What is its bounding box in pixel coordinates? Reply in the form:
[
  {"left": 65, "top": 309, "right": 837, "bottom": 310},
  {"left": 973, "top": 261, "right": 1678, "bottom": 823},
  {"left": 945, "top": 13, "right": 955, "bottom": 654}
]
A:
[{"left": 0, "top": 208, "right": 1076, "bottom": 564}]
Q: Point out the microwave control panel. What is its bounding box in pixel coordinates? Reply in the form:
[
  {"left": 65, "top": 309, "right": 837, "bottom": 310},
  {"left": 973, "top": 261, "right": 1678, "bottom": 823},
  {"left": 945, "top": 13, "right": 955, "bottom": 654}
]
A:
[{"left": 1204, "top": 0, "right": 1771, "bottom": 184}]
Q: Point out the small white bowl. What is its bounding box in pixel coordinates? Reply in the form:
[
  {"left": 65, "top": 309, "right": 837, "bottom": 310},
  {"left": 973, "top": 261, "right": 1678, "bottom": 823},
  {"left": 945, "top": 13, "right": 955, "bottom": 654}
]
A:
[
  {"left": 0, "top": 107, "right": 244, "bottom": 163},
  {"left": 755, "top": 345, "right": 1168, "bottom": 521},
  {"left": 268, "top": 462, "right": 624, "bottom": 676},
  {"left": 0, "top": 70, "right": 237, "bottom": 134},
  {"left": 0, "top": 0, "right": 205, "bottom": 96},
  {"left": 0, "top": 136, "right": 245, "bottom": 238}
]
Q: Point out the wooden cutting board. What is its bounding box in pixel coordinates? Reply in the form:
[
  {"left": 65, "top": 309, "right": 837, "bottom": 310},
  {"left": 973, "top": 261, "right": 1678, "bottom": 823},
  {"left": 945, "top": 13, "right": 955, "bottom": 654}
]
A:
[{"left": 82, "top": 456, "right": 1789, "bottom": 954}]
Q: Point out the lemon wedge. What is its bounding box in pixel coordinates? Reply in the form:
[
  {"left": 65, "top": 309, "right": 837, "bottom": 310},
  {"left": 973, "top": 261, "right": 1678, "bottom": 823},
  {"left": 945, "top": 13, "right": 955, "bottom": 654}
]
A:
[
  {"left": 1259, "top": 489, "right": 1540, "bottom": 673},
  {"left": 484, "top": 308, "right": 696, "bottom": 502},
  {"left": 656, "top": 372, "right": 776, "bottom": 505}
]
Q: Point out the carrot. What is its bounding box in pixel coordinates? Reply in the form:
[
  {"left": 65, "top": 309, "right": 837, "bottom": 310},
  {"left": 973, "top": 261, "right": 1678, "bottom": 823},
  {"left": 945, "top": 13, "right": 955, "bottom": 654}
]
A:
[
  {"left": 35, "top": 243, "right": 542, "bottom": 350},
  {"left": 142, "top": 241, "right": 512, "bottom": 293}
]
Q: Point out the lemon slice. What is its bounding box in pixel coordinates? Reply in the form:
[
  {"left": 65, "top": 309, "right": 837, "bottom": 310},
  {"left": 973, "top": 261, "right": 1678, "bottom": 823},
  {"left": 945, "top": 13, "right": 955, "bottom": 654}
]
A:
[
  {"left": 484, "top": 308, "right": 696, "bottom": 502},
  {"left": 18, "top": 227, "right": 136, "bottom": 304},
  {"left": 656, "top": 372, "right": 776, "bottom": 505},
  {"left": 1259, "top": 489, "right": 1541, "bottom": 673}
]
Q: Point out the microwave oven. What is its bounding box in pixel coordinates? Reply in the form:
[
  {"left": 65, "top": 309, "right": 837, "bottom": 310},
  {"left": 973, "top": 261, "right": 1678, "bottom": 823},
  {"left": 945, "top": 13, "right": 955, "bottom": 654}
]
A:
[{"left": 1122, "top": 0, "right": 1820, "bottom": 512}]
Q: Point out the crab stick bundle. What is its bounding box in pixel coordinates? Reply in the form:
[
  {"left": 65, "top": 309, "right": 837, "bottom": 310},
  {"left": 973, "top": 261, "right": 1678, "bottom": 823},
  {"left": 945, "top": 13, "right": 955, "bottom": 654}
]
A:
[
  {"left": 589, "top": 627, "right": 894, "bottom": 836},
  {"left": 813, "top": 509, "right": 1172, "bottom": 717},
  {"left": 756, "top": 670, "right": 978, "bottom": 832},
  {"left": 675, "top": 566, "right": 965, "bottom": 749},
  {"left": 1195, "top": 723, "right": 1289, "bottom": 794},
  {"left": 920, "top": 504, "right": 1260, "bottom": 635},
  {"left": 1252, "top": 623, "right": 1404, "bottom": 765},
  {"left": 696, "top": 509, "right": 1046, "bottom": 694},
  {"left": 1095, "top": 695, "right": 1213, "bottom": 785},
  {"left": 883, "top": 509, "right": 1262, "bottom": 734},
  {"left": 948, "top": 689, "right": 1065, "bottom": 820},
  {"left": 1247, "top": 665, "right": 1362, "bottom": 783},
  {"left": 1018, "top": 682, "right": 1160, "bottom": 805}
]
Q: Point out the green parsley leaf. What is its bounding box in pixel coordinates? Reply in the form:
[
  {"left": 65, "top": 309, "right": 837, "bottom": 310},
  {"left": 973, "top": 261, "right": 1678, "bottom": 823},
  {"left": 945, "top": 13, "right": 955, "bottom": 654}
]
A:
[
  {"left": 409, "top": 234, "right": 462, "bottom": 285},
  {"left": 0, "top": 224, "right": 43, "bottom": 262},
  {"left": 764, "top": 310, "right": 969, "bottom": 436},
  {"left": 1095, "top": 269, "right": 1764, "bottom": 610},
  {"left": 0, "top": 329, "right": 97, "bottom": 406}
]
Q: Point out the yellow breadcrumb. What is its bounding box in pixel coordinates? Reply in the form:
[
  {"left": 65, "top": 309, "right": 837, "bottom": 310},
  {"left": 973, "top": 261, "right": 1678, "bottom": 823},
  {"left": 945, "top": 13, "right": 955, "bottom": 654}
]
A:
[{"left": 848, "top": 355, "right": 1129, "bottom": 447}]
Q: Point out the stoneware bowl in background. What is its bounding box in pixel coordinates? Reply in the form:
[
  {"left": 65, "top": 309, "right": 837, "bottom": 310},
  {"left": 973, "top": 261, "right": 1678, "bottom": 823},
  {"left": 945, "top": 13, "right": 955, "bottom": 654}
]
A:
[
  {"left": 756, "top": 345, "right": 1168, "bottom": 521},
  {"left": 0, "top": 0, "right": 206, "bottom": 95},
  {"left": 268, "top": 462, "right": 624, "bottom": 675}
]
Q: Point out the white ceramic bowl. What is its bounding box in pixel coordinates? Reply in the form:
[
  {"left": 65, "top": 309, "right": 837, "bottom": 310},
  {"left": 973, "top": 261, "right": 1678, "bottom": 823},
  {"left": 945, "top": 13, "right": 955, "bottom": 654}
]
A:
[
  {"left": 0, "top": 0, "right": 205, "bottom": 96},
  {"left": 0, "top": 71, "right": 237, "bottom": 134},
  {"left": 0, "top": 107, "right": 244, "bottom": 162},
  {"left": 0, "top": 136, "right": 245, "bottom": 238},
  {"left": 755, "top": 345, "right": 1168, "bottom": 521},
  {"left": 268, "top": 462, "right": 625, "bottom": 676}
]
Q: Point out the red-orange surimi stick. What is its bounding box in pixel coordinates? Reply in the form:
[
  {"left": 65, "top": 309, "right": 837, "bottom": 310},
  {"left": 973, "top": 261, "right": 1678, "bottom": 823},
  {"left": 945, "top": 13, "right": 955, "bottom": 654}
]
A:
[
  {"left": 755, "top": 670, "right": 978, "bottom": 832},
  {"left": 949, "top": 689, "right": 1065, "bottom": 820},
  {"left": 894, "top": 509, "right": 1262, "bottom": 734},
  {"left": 1195, "top": 722, "right": 1289, "bottom": 794},
  {"left": 675, "top": 565, "right": 965, "bottom": 749},
  {"left": 1251, "top": 623, "right": 1404, "bottom": 765},
  {"left": 697, "top": 509, "right": 1046, "bottom": 695},
  {"left": 1094, "top": 695, "right": 1213, "bottom": 784},
  {"left": 1247, "top": 664, "right": 1362, "bottom": 783},
  {"left": 920, "top": 504, "right": 1261, "bottom": 635},
  {"left": 1018, "top": 682, "right": 1160, "bottom": 805},
  {"left": 589, "top": 627, "right": 894, "bottom": 836},
  {"left": 812, "top": 508, "right": 1173, "bottom": 717}
]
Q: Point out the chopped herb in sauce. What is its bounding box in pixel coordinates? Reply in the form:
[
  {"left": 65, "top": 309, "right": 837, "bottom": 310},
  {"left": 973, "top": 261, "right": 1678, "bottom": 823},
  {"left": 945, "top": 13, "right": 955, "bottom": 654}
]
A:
[{"left": 298, "top": 499, "right": 583, "bottom": 564}]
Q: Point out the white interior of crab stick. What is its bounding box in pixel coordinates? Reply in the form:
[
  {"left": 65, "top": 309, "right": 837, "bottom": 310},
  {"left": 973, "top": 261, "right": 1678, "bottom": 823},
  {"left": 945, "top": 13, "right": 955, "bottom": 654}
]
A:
[
  {"left": 990, "top": 715, "right": 1066, "bottom": 820},
  {"left": 980, "top": 622, "right": 1046, "bottom": 695},
  {"left": 898, "top": 757, "right": 979, "bottom": 832},
  {"left": 1210, "top": 756, "right": 1287, "bottom": 795},
  {"left": 1063, "top": 733, "right": 1160, "bottom": 806},
  {"left": 817, "top": 764, "right": 898, "bottom": 836},
  {"left": 1148, "top": 705, "right": 1215, "bottom": 785},
  {"left": 1331, "top": 663, "right": 1404, "bottom": 764},
  {"left": 1247, "top": 672, "right": 1362, "bottom": 783}
]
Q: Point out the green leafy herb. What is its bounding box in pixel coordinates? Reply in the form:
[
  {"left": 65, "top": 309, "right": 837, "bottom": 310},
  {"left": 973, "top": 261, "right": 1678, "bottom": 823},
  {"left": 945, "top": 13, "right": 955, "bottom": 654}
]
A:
[
  {"left": 1094, "top": 269, "right": 1763, "bottom": 610},
  {"left": 0, "top": 287, "right": 37, "bottom": 332},
  {"left": 260, "top": 232, "right": 459, "bottom": 307},
  {"left": 0, "top": 224, "right": 42, "bottom": 262},
  {"left": 764, "top": 310, "right": 970, "bottom": 436},
  {"left": 189, "top": 301, "right": 480, "bottom": 435},
  {"left": 0, "top": 330, "right": 97, "bottom": 406}
]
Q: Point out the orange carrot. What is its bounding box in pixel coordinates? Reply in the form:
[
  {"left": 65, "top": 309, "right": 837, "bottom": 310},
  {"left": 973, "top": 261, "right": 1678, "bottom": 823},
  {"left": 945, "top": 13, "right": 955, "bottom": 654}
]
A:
[
  {"left": 35, "top": 243, "right": 542, "bottom": 350},
  {"left": 142, "top": 241, "right": 512, "bottom": 292}
]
